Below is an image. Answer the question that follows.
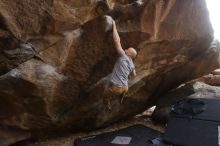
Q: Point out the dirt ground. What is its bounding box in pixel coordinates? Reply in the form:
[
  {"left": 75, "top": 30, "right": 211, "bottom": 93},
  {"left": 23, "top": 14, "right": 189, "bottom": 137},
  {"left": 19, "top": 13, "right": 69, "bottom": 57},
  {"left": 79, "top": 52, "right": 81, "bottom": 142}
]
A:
[{"left": 18, "top": 107, "right": 164, "bottom": 146}]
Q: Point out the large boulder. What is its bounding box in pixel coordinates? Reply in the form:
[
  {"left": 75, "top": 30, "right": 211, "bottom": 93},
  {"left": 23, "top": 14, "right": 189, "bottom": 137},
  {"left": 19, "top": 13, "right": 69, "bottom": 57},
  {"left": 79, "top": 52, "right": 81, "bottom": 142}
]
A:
[{"left": 0, "top": 0, "right": 219, "bottom": 141}]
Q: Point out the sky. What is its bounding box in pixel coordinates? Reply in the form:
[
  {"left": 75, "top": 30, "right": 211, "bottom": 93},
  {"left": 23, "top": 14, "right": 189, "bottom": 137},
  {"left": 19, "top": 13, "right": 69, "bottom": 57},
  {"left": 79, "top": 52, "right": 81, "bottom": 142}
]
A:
[{"left": 205, "top": 0, "right": 220, "bottom": 40}]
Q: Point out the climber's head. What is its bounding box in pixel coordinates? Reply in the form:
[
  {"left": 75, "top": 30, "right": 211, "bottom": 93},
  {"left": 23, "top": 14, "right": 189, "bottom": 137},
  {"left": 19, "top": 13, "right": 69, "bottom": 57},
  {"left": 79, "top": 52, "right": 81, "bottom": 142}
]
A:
[{"left": 125, "top": 47, "right": 137, "bottom": 59}]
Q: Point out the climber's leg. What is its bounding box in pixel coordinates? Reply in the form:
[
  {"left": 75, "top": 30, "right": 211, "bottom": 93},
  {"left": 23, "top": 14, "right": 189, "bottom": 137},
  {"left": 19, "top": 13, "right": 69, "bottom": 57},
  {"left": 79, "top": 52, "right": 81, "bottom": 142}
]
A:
[{"left": 104, "top": 82, "right": 128, "bottom": 109}]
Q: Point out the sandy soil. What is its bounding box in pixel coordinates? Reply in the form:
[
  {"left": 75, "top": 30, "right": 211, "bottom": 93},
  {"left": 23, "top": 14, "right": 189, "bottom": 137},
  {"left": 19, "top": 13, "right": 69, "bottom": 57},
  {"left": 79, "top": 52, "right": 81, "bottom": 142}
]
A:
[{"left": 18, "top": 108, "right": 164, "bottom": 146}]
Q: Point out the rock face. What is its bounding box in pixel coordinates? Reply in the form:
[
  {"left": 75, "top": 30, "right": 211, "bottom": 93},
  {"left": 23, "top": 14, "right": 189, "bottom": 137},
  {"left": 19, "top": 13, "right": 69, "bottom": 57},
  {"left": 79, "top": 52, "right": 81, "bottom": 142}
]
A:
[{"left": 0, "top": 0, "right": 219, "bottom": 142}]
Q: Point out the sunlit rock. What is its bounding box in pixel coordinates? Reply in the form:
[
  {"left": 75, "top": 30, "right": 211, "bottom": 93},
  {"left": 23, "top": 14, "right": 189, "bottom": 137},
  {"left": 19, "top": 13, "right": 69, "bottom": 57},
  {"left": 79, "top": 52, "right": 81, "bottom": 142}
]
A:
[{"left": 0, "top": 0, "right": 219, "bottom": 144}]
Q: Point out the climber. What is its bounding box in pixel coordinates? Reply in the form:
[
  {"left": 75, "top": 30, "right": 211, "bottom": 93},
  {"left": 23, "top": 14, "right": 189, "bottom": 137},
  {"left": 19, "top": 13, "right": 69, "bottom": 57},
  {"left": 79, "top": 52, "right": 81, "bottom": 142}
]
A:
[{"left": 104, "top": 20, "right": 137, "bottom": 109}]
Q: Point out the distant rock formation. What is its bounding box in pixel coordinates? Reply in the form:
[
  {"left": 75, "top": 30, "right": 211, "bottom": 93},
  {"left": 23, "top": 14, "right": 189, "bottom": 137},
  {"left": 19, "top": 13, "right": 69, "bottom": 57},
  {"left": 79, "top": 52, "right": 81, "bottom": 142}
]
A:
[{"left": 152, "top": 81, "right": 220, "bottom": 124}]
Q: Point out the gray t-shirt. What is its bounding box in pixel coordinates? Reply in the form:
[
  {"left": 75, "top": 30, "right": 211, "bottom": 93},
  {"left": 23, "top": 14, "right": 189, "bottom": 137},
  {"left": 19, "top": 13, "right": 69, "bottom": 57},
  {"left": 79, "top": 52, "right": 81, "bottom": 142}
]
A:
[{"left": 110, "top": 51, "right": 135, "bottom": 86}]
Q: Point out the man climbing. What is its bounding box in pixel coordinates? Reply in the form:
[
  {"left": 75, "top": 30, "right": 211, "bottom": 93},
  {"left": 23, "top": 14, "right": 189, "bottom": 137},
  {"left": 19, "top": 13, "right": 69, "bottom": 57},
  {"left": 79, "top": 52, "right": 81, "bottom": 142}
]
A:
[{"left": 104, "top": 20, "right": 137, "bottom": 109}]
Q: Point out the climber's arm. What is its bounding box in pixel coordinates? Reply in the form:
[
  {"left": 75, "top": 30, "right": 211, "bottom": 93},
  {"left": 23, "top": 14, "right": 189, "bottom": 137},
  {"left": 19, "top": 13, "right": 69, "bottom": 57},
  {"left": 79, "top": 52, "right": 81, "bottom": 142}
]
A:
[
  {"left": 112, "top": 21, "right": 124, "bottom": 55},
  {"left": 130, "top": 69, "right": 136, "bottom": 77}
]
